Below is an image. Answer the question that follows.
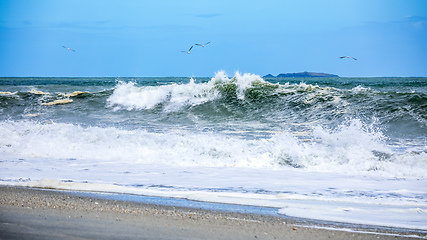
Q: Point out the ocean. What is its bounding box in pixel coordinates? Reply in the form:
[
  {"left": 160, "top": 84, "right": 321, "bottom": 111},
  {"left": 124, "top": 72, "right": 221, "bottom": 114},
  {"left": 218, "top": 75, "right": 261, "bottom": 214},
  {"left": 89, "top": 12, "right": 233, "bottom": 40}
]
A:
[{"left": 1, "top": 72, "right": 426, "bottom": 230}]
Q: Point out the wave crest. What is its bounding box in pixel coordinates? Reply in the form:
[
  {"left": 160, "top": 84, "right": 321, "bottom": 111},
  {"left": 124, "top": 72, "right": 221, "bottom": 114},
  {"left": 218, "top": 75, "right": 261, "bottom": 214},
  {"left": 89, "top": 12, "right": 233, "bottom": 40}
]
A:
[
  {"left": 107, "top": 71, "right": 281, "bottom": 111},
  {"left": 107, "top": 78, "right": 220, "bottom": 111}
]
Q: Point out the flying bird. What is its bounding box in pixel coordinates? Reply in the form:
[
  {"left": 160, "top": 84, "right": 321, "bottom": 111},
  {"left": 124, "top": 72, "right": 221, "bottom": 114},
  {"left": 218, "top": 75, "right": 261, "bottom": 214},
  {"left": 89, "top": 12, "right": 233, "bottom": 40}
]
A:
[
  {"left": 340, "top": 56, "right": 357, "bottom": 60},
  {"left": 195, "top": 42, "right": 210, "bottom": 47},
  {"left": 62, "top": 46, "right": 76, "bottom": 52},
  {"left": 181, "top": 46, "right": 193, "bottom": 54}
]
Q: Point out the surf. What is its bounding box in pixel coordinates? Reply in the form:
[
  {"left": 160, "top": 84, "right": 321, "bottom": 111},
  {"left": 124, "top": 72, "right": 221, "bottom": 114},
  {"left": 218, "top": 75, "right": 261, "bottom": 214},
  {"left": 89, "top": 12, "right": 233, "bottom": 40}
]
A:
[{"left": 1, "top": 74, "right": 427, "bottom": 231}]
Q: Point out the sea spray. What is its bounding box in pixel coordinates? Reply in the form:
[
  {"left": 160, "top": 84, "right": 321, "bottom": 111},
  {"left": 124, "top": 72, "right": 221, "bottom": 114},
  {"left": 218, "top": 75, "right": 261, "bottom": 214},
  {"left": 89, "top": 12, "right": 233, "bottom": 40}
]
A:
[
  {"left": 1, "top": 118, "right": 425, "bottom": 178},
  {"left": 1, "top": 73, "right": 426, "bottom": 230}
]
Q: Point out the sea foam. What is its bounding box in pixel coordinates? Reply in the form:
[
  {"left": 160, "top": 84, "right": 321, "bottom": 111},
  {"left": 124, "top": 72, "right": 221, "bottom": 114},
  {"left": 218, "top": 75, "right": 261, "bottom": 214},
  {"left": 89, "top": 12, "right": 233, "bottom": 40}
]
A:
[
  {"left": 0, "top": 118, "right": 425, "bottom": 178},
  {"left": 1, "top": 73, "right": 427, "bottom": 231},
  {"left": 107, "top": 71, "right": 272, "bottom": 111},
  {"left": 107, "top": 78, "right": 220, "bottom": 111}
]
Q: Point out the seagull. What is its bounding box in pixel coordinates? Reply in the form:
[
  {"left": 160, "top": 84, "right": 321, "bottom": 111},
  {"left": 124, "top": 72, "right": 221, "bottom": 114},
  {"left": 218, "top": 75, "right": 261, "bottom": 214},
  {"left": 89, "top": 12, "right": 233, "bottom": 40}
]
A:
[
  {"left": 181, "top": 46, "right": 193, "bottom": 54},
  {"left": 340, "top": 56, "right": 357, "bottom": 60},
  {"left": 62, "top": 46, "right": 76, "bottom": 52},
  {"left": 195, "top": 42, "right": 210, "bottom": 47}
]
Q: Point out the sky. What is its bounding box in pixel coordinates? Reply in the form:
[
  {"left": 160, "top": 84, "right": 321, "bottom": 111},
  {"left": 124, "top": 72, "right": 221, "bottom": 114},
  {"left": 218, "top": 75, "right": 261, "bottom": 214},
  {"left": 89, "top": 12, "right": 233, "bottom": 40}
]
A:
[{"left": 0, "top": 0, "right": 426, "bottom": 77}]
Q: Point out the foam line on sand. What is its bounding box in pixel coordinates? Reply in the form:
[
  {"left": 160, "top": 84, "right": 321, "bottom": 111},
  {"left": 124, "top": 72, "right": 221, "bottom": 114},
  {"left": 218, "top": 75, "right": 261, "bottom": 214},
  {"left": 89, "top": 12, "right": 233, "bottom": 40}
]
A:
[{"left": 0, "top": 186, "right": 425, "bottom": 240}]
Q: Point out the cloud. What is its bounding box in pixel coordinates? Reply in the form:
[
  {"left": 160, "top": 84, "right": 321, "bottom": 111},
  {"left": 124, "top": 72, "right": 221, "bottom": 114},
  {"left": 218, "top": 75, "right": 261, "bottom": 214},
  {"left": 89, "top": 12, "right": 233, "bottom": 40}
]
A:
[
  {"left": 22, "top": 20, "right": 32, "bottom": 26},
  {"left": 404, "top": 16, "right": 426, "bottom": 30},
  {"left": 405, "top": 16, "right": 427, "bottom": 22}
]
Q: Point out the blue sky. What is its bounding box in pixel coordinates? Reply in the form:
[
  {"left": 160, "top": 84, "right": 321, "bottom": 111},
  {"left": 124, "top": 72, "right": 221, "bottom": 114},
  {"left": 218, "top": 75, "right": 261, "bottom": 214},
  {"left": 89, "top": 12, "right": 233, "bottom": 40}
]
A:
[{"left": 1, "top": 0, "right": 426, "bottom": 77}]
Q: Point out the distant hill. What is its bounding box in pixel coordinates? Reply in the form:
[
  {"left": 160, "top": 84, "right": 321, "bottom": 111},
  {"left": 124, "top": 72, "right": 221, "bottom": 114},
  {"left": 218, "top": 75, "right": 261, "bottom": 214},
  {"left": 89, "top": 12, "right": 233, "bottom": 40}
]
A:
[{"left": 264, "top": 72, "right": 339, "bottom": 78}]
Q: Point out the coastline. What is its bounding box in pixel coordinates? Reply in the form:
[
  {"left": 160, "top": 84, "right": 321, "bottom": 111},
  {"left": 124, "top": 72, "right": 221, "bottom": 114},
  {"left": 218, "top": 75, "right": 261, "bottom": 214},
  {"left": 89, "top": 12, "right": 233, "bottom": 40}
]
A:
[{"left": 1, "top": 186, "right": 425, "bottom": 239}]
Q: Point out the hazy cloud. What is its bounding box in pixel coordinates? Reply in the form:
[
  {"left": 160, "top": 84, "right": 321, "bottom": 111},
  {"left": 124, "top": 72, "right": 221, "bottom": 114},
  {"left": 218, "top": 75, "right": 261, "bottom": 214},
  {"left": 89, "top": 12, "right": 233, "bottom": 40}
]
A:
[
  {"left": 22, "top": 20, "right": 32, "bottom": 26},
  {"left": 405, "top": 16, "right": 426, "bottom": 30}
]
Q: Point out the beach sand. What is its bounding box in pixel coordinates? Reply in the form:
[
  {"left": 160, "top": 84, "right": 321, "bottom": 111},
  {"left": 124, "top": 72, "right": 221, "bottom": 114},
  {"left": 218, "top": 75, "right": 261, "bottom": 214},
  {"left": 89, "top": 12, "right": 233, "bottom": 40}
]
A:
[{"left": 0, "top": 186, "right": 423, "bottom": 239}]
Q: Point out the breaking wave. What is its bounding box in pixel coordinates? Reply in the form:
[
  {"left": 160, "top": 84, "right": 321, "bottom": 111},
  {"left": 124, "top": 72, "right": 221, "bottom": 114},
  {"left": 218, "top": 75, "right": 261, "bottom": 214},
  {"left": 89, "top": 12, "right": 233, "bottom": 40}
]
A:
[{"left": 0, "top": 119, "right": 426, "bottom": 178}]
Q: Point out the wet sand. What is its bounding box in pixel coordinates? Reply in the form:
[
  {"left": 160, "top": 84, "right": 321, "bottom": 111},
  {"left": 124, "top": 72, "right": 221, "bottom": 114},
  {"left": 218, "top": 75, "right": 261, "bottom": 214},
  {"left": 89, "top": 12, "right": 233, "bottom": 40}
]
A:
[{"left": 0, "top": 186, "right": 423, "bottom": 239}]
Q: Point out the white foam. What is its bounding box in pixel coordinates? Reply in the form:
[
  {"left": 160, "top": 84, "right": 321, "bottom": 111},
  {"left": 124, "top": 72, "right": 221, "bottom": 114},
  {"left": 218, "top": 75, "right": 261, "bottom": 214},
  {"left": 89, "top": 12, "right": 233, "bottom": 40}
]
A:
[
  {"left": 41, "top": 98, "right": 73, "bottom": 105},
  {"left": 351, "top": 85, "right": 372, "bottom": 93},
  {"left": 106, "top": 71, "right": 271, "bottom": 111},
  {"left": 279, "top": 202, "right": 427, "bottom": 230},
  {"left": 107, "top": 78, "right": 220, "bottom": 111},
  {"left": 213, "top": 71, "right": 265, "bottom": 99},
  {"left": 2, "top": 171, "right": 426, "bottom": 230},
  {"left": 29, "top": 89, "right": 50, "bottom": 95},
  {"left": 2, "top": 77, "right": 427, "bottom": 231},
  {"left": 0, "top": 119, "right": 426, "bottom": 178}
]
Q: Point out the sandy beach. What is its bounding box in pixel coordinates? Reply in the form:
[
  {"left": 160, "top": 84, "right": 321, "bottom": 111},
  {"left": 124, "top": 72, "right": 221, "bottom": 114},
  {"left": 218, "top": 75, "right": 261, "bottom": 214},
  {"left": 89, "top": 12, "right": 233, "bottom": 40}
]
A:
[{"left": 0, "top": 186, "right": 424, "bottom": 240}]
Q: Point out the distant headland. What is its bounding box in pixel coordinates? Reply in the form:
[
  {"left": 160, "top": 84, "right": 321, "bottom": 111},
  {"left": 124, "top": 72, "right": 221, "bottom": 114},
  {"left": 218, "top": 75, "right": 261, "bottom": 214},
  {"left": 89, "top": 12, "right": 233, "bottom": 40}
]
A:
[{"left": 264, "top": 72, "right": 339, "bottom": 78}]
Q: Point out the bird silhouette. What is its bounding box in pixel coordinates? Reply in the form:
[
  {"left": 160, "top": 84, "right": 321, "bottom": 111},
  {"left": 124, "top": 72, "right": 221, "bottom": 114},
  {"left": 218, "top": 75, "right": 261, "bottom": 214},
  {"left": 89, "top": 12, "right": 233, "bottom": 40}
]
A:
[
  {"left": 62, "top": 46, "right": 76, "bottom": 52},
  {"left": 181, "top": 46, "right": 193, "bottom": 54},
  {"left": 340, "top": 56, "right": 357, "bottom": 60},
  {"left": 195, "top": 42, "right": 210, "bottom": 47}
]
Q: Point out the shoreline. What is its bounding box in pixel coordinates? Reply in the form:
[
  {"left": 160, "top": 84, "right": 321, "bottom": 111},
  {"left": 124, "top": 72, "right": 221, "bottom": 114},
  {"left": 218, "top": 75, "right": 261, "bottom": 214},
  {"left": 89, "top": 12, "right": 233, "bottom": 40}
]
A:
[{"left": 0, "top": 186, "right": 425, "bottom": 239}]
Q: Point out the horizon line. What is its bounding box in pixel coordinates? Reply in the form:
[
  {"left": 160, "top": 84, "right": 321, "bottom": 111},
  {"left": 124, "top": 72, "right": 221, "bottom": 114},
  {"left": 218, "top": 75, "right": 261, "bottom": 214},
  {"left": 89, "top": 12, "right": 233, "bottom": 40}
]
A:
[{"left": 1, "top": 75, "right": 426, "bottom": 78}]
